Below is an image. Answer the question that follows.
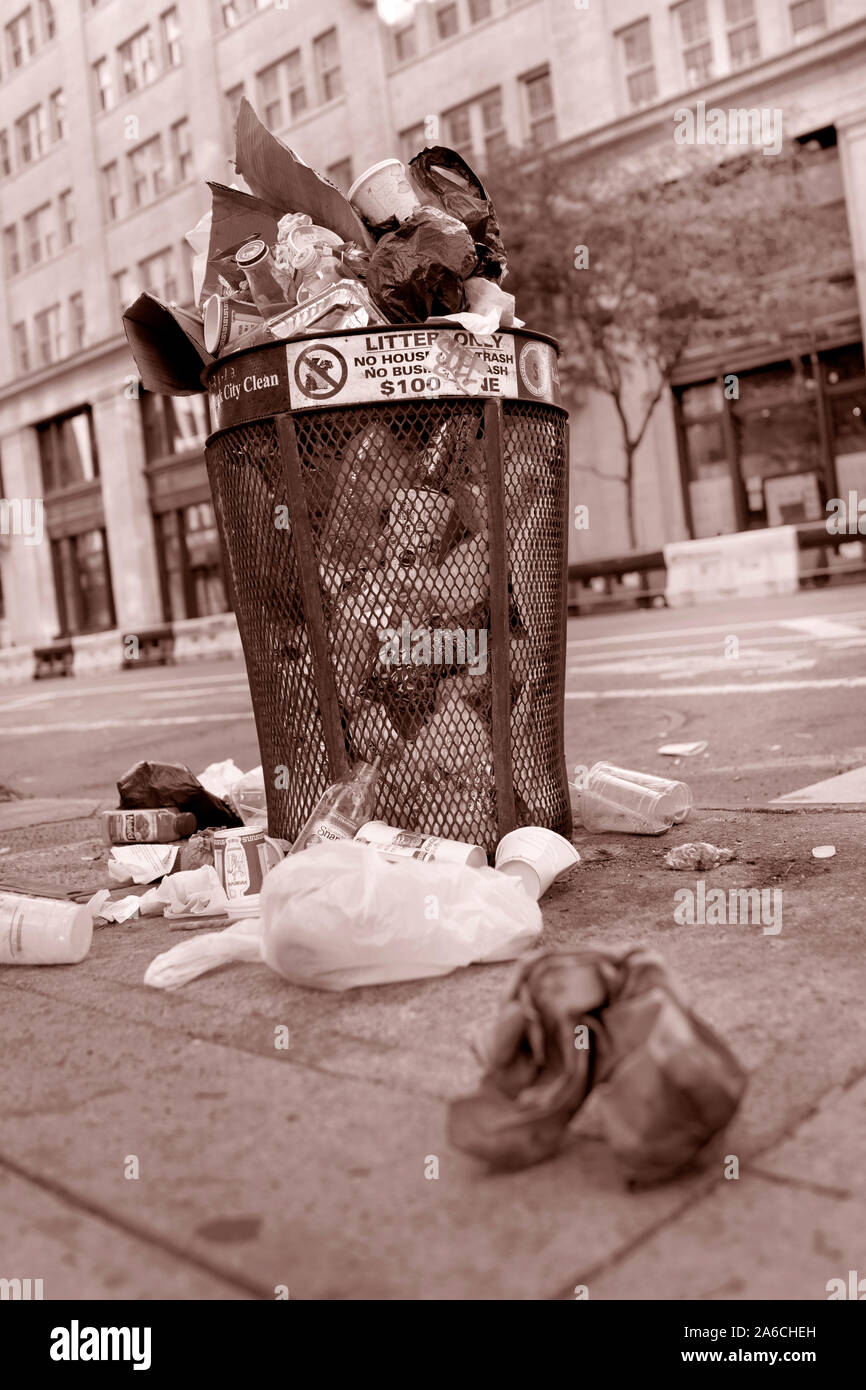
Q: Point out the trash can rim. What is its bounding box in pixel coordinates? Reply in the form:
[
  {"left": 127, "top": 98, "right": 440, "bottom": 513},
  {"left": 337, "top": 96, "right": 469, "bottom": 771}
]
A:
[{"left": 200, "top": 320, "right": 561, "bottom": 391}]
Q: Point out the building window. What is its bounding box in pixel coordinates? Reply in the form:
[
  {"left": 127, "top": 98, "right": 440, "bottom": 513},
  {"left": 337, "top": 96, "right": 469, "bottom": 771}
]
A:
[
  {"left": 102, "top": 161, "right": 122, "bottom": 221},
  {"left": 4, "top": 225, "right": 20, "bottom": 278},
  {"left": 37, "top": 407, "right": 99, "bottom": 493},
  {"left": 156, "top": 502, "right": 227, "bottom": 622},
  {"left": 225, "top": 83, "right": 245, "bottom": 129},
  {"left": 725, "top": 0, "right": 759, "bottom": 67},
  {"left": 619, "top": 19, "right": 657, "bottom": 109},
  {"left": 49, "top": 89, "right": 66, "bottom": 143},
  {"left": 790, "top": 0, "right": 826, "bottom": 39},
  {"left": 480, "top": 88, "right": 507, "bottom": 164},
  {"left": 469, "top": 0, "right": 492, "bottom": 23},
  {"left": 128, "top": 135, "right": 166, "bottom": 209},
  {"left": 51, "top": 530, "right": 115, "bottom": 636},
  {"left": 0, "top": 131, "right": 11, "bottom": 178},
  {"left": 170, "top": 118, "right": 192, "bottom": 183},
  {"left": 257, "top": 50, "right": 307, "bottom": 129},
  {"left": 34, "top": 303, "right": 63, "bottom": 365},
  {"left": 673, "top": 0, "right": 713, "bottom": 85},
  {"left": 444, "top": 101, "right": 474, "bottom": 161},
  {"left": 58, "top": 189, "right": 75, "bottom": 245},
  {"left": 93, "top": 56, "right": 115, "bottom": 112},
  {"left": 160, "top": 6, "right": 181, "bottom": 68},
  {"left": 69, "top": 293, "right": 85, "bottom": 349},
  {"left": 221, "top": 0, "right": 269, "bottom": 28},
  {"left": 38, "top": 0, "right": 55, "bottom": 42},
  {"left": 435, "top": 3, "right": 459, "bottom": 41},
  {"left": 400, "top": 122, "right": 427, "bottom": 162},
  {"left": 138, "top": 246, "right": 178, "bottom": 302},
  {"left": 12, "top": 322, "right": 30, "bottom": 374},
  {"left": 313, "top": 27, "right": 342, "bottom": 104},
  {"left": 113, "top": 268, "right": 135, "bottom": 312},
  {"left": 521, "top": 67, "right": 556, "bottom": 148},
  {"left": 324, "top": 158, "right": 352, "bottom": 194},
  {"left": 5, "top": 7, "right": 36, "bottom": 69},
  {"left": 118, "top": 26, "right": 157, "bottom": 95},
  {"left": 24, "top": 204, "right": 55, "bottom": 265},
  {"left": 393, "top": 21, "right": 417, "bottom": 63},
  {"left": 15, "top": 105, "right": 48, "bottom": 165}
]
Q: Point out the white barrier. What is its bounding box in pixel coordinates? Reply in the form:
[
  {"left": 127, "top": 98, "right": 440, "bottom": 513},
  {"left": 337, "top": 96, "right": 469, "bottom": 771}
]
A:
[{"left": 664, "top": 526, "right": 799, "bottom": 607}]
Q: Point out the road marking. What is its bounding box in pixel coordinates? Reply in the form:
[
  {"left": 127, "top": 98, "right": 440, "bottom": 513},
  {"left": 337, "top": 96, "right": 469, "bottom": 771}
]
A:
[
  {"left": 568, "top": 654, "right": 815, "bottom": 677},
  {"left": 778, "top": 617, "right": 865, "bottom": 639},
  {"left": 566, "top": 608, "right": 866, "bottom": 648},
  {"left": 0, "top": 711, "right": 255, "bottom": 736},
  {"left": 565, "top": 675, "right": 866, "bottom": 698},
  {"left": 773, "top": 765, "right": 866, "bottom": 804},
  {"left": 0, "top": 670, "right": 249, "bottom": 712}
]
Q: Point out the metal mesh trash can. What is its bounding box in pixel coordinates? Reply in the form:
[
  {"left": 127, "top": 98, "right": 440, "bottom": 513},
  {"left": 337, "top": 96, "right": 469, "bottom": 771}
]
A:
[{"left": 204, "top": 323, "right": 571, "bottom": 856}]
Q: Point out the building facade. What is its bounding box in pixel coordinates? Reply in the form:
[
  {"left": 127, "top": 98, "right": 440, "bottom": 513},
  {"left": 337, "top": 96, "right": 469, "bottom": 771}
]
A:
[{"left": 0, "top": 0, "right": 865, "bottom": 657}]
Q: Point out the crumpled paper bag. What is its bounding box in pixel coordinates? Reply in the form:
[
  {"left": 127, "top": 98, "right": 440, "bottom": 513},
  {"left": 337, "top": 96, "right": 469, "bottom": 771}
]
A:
[{"left": 448, "top": 946, "right": 746, "bottom": 1183}]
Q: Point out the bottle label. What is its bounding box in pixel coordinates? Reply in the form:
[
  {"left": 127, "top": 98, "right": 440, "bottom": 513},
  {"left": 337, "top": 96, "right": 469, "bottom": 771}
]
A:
[
  {"left": 301, "top": 808, "right": 358, "bottom": 849},
  {"left": 0, "top": 899, "right": 26, "bottom": 961}
]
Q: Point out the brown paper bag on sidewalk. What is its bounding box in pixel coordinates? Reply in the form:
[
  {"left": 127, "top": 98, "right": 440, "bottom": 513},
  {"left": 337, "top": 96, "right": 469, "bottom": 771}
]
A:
[{"left": 448, "top": 947, "right": 746, "bottom": 1183}]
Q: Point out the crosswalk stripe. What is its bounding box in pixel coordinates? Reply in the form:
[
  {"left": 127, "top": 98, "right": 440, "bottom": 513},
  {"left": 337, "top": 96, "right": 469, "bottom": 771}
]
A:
[
  {"left": 0, "top": 711, "right": 255, "bottom": 736},
  {"left": 565, "top": 675, "right": 866, "bottom": 698},
  {"left": 778, "top": 617, "right": 865, "bottom": 639},
  {"left": 773, "top": 765, "right": 866, "bottom": 803}
]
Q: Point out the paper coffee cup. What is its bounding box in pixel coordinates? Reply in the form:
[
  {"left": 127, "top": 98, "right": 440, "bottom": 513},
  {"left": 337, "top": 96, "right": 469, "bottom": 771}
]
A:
[
  {"left": 348, "top": 158, "right": 421, "bottom": 226},
  {"left": 494, "top": 827, "right": 580, "bottom": 900}
]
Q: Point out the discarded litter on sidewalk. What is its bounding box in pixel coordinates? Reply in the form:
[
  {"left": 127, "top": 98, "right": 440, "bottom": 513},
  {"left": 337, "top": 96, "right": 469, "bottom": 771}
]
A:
[
  {"left": 1, "top": 889, "right": 110, "bottom": 965},
  {"left": 657, "top": 741, "right": 708, "bottom": 757},
  {"left": 447, "top": 947, "right": 747, "bottom": 1183},
  {"left": 573, "top": 762, "right": 691, "bottom": 835},
  {"left": 107, "top": 843, "right": 178, "bottom": 886},
  {"left": 144, "top": 839, "right": 541, "bottom": 993},
  {"left": 664, "top": 842, "right": 735, "bottom": 871}
]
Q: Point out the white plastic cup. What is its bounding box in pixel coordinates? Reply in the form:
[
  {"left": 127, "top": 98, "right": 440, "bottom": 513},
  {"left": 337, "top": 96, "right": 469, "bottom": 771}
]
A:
[
  {"left": 494, "top": 827, "right": 580, "bottom": 900},
  {"left": 574, "top": 763, "right": 690, "bottom": 834},
  {"left": 0, "top": 889, "right": 109, "bottom": 965},
  {"left": 590, "top": 762, "right": 691, "bottom": 823},
  {"left": 355, "top": 821, "right": 486, "bottom": 868},
  {"left": 347, "top": 158, "right": 422, "bottom": 226}
]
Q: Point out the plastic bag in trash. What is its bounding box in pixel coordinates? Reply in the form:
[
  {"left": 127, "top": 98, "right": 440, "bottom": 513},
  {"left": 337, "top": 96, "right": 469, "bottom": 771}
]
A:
[
  {"left": 144, "top": 840, "right": 541, "bottom": 993},
  {"left": 366, "top": 207, "right": 477, "bottom": 323},
  {"left": 408, "top": 146, "right": 507, "bottom": 282},
  {"left": 117, "top": 760, "right": 242, "bottom": 829},
  {"left": 447, "top": 946, "right": 746, "bottom": 1183}
]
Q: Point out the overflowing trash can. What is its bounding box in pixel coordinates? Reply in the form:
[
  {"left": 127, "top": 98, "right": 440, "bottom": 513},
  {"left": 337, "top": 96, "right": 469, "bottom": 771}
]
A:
[{"left": 203, "top": 322, "right": 570, "bottom": 857}]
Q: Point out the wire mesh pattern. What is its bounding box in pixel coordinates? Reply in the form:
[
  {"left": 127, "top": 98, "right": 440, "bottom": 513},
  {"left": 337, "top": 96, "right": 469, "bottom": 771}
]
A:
[{"left": 206, "top": 396, "right": 570, "bottom": 854}]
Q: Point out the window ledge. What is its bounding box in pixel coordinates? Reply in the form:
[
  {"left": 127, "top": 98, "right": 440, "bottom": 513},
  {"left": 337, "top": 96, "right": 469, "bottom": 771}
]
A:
[
  {"left": 1, "top": 136, "right": 68, "bottom": 184},
  {"left": 93, "top": 63, "right": 182, "bottom": 123},
  {"left": 385, "top": 1, "right": 541, "bottom": 76},
  {"left": 270, "top": 93, "right": 346, "bottom": 138},
  {"left": 5, "top": 239, "right": 79, "bottom": 284}
]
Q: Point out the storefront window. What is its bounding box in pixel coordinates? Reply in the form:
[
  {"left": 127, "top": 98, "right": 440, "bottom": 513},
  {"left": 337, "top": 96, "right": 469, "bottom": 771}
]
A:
[
  {"left": 51, "top": 528, "right": 115, "bottom": 635},
  {"left": 141, "top": 390, "right": 209, "bottom": 461},
  {"left": 36, "top": 407, "right": 99, "bottom": 493},
  {"left": 157, "top": 502, "right": 228, "bottom": 621},
  {"left": 684, "top": 420, "right": 727, "bottom": 479}
]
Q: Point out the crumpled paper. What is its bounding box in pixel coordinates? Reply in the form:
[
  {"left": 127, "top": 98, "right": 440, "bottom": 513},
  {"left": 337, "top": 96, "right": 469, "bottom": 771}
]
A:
[
  {"left": 107, "top": 843, "right": 178, "bottom": 886},
  {"left": 157, "top": 866, "right": 228, "bottom": 918},
  {"left": 97, "top": 894, "right": 142, "bottom": 925},
  {"left": 664, "top": 842, "right": 735, "bottom": 871},
  {"left": 436, "top": 276, "right": 523, "bottom": 336},
  {"left": 448, "top": 947, "right": 746, "bottom": 1183}
]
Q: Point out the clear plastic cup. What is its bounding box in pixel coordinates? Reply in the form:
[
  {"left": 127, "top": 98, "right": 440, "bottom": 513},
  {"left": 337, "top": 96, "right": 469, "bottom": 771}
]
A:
[{"left": 574, "top": 762, "right": 691, "bottom": 835}]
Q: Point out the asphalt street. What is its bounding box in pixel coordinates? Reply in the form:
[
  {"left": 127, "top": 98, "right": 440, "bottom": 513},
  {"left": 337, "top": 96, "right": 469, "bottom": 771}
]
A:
[{"left": 2, "top": 582, "right": 865, "bottom": 811}]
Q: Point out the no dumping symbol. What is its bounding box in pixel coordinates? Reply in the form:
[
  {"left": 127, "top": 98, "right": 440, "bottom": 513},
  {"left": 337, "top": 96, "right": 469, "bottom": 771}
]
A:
[{"left": 293, "top": 343, "right": 348, "bottom": 401}]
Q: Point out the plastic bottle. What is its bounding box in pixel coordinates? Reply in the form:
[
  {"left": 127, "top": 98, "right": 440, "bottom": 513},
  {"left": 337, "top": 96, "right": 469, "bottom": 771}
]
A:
[
  {"left": 291, "top": 762, "right": 379, "bottom": 853},
  {"left": 276, "top": 215, "right": 344, "bottom": 304},
  {"left": 100, "top": 808, "right": 197, "bottom": 844},
  {"left": 235, "top": 240, "right": 296, "bottom": 319},
  {"left": 0, "top": 889, "right": 109, "bottom": 965}
]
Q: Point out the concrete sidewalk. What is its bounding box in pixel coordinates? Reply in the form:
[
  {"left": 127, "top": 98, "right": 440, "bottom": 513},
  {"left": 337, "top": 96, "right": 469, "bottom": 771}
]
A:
[{"left": 1, "top": 796, "right": 864, "bottom": 1301}]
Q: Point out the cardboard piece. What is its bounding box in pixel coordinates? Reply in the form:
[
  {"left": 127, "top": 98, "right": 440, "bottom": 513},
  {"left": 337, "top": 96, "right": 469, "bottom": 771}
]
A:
[
  {"left": 234, "top": 98, "right": 374, "bottom": 251},
  {"left": 202, "top": 181, "right": 285, "bottom": 303},
  {"left": 122, "top": 293, "right": 213, "bottom": 396}
]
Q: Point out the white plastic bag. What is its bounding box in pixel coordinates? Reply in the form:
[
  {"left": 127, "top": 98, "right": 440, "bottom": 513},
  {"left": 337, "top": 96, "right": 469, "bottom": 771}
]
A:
[
  {"left": 260, "top": 840, "right": 541, "bottom": 990},
  {"left": 144, "top": 919, "right": 263, "bottom": 990},
  {"left": 143, "top": 840, "right": 541, "bottom": 992}
]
